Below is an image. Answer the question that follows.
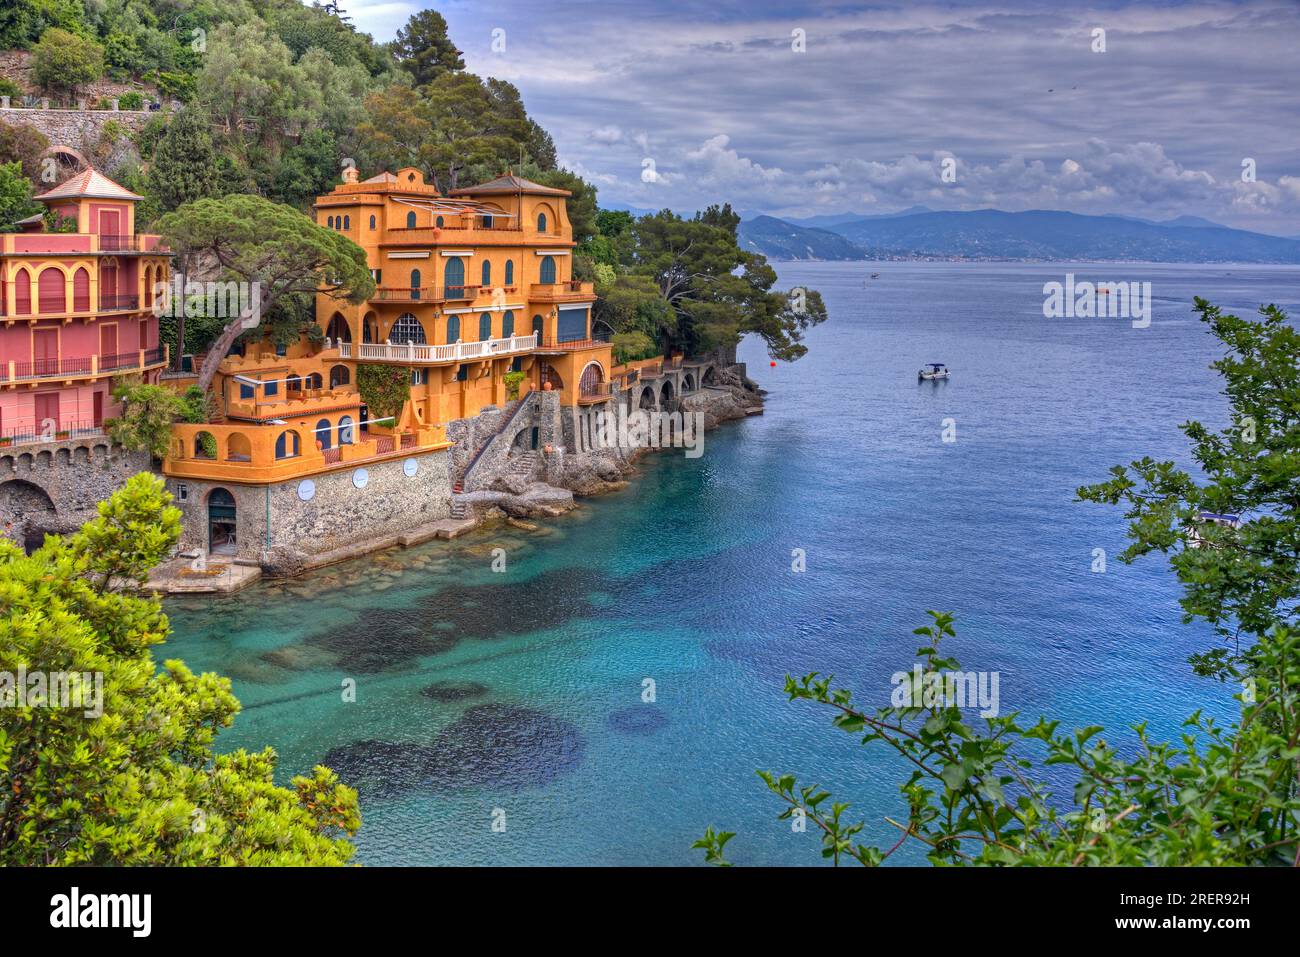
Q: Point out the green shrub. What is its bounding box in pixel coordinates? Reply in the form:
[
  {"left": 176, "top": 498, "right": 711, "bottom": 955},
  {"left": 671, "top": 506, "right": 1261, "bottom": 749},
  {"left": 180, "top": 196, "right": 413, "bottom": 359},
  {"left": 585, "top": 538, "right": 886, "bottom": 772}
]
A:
[
  {"left": 30, "top": 28, "right": 104, "bottom": 98},
  {"left": 504, "top": 370, "right": 526, "bottom": 400},
  {"left": 118, "top": 90, "right": 144, "bottom": 111}
]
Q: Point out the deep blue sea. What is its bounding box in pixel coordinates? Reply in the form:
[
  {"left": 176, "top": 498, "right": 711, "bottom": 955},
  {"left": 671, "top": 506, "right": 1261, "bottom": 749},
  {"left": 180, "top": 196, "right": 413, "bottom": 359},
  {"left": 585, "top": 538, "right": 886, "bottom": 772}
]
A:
[{"left": 163, "top": 261, "right": 1300, "bottom": 866}]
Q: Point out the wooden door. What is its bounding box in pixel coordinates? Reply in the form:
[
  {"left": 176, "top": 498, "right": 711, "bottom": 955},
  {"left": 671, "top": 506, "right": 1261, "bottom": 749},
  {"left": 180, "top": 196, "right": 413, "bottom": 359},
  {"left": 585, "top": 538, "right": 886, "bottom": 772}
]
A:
[{"left": 33, "top": 328, "right": 58, "bottom": 375}]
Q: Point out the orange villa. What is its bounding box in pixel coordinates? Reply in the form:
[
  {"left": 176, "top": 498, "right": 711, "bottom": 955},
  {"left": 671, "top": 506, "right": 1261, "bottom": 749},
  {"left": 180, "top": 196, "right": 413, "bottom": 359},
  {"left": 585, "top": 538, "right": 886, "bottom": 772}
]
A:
[
  {"left": 0, "top": 169, "right": 168, "bottom": 445},
  {"left": 157, "top": 165, "right": 732, "bottom": 574}
]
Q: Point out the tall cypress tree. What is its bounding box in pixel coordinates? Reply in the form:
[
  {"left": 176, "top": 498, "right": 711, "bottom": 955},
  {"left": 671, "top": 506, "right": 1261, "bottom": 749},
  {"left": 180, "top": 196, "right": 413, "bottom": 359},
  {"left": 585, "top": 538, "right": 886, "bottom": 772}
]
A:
[{"left": 145, "top": 108, "right": 221, "bottom": 216}]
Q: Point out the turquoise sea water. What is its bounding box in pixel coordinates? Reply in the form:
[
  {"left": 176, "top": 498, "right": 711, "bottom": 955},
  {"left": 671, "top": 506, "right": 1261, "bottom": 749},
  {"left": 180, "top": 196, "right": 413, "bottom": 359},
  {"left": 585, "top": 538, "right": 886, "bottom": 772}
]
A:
[{"left": 163, "top": 261, "right": 1300, "bottom": 866}]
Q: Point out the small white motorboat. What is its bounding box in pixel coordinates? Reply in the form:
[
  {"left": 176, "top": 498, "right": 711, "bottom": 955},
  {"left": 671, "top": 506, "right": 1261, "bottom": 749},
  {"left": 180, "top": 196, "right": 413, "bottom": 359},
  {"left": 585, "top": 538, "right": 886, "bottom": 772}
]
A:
[{"left": 918, "top": 363, "right": 950, "bottom": 381}]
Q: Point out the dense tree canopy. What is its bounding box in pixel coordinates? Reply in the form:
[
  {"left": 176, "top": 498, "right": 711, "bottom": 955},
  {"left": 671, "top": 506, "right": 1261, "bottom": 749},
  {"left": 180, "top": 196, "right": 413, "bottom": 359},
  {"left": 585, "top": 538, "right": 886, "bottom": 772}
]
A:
[{"left": 391, "top": 8, "right": 463, "bottom": 86}]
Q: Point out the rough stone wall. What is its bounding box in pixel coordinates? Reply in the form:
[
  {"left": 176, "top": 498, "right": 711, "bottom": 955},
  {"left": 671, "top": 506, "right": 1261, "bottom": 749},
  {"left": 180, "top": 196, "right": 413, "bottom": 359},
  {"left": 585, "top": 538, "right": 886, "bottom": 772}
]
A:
[
  {"left": 167, "top": 447, "right": 452, "bottom": 576},
  {"left": 452, "top": 391, "right": 563, "bottom": 492},
  {"left": 0, "top": 106, "right": 154, "bottom": 156},
  {"left": 0, "top": 437, "right": 152, "bottom": 545}
]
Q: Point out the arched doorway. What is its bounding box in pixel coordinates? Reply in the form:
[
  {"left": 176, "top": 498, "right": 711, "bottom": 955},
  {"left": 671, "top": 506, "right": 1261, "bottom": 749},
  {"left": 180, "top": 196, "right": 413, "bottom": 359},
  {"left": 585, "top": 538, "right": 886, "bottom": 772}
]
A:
[
  {"left": 639, "top": 385, "right": 657, "bottom": 410},
  {"left": 316, "top": 419, "right": 332, "bottom": 450},
  {"left": 660, "top": 380, "right": 675, "bottom": 405},
  {"left": 208, "top": 488, "right": 237, "bottom": 555},
  {"left": 579, "top": 361, "right": 605, "bottom": 398},
  {"left": 683, "top": 372, "right": 696, "bottom": 392}
]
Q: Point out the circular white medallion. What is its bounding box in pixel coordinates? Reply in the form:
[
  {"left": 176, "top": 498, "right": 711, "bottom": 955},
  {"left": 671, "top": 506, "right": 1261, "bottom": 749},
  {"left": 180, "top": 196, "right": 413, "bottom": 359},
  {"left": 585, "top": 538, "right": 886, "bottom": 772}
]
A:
[
  {"left": 403, "top": 458, "right": 419, "bottom": 477},
  {"left": 297, "top": 479, "right": 316, "bottom": 501},
  {"left": 352, "top": 468, "right": 369, "bottom": 489}
]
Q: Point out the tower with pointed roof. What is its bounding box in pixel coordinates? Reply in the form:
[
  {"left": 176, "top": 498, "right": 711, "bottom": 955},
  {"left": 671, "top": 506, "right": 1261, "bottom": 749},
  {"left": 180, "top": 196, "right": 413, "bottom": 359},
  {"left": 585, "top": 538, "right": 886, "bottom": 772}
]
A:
[{"left": 1, "top": 167, "right": 169, "bottom": 447}]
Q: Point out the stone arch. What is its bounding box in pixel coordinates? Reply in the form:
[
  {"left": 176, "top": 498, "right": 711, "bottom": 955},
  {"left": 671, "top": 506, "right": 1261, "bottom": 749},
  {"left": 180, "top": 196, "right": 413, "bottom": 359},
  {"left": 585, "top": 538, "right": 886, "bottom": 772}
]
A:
[
  {"left": 702, "top": 364, "right": 719, "bottom": 386},
  {"left": 40, "top": 145, "right": 89, "bottom": 180},
  {"left": 683, "top": 372, "right": 697, "bottom": 392},
  {"left": 639, "top": 384, "right": 657, "bottom": 410},
  {"left": 0, "top": 479, "right": 59, "bottom": 553},
  {"left": 660, "top": 379, "right": 675, "bottom": 404}
]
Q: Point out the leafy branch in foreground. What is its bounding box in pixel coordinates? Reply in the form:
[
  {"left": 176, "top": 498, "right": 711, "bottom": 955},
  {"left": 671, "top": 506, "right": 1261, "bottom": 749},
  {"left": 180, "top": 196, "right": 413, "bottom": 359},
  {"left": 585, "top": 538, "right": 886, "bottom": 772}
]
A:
[
  {"left": 1077, "top": 299, "right": 1300, "bottom": 677},
  {"left": 0, "top": 473, "right": 360, "bottom": 865},
  {"left": 699, "top": 611, "right": 1300, "bottom": 866}
]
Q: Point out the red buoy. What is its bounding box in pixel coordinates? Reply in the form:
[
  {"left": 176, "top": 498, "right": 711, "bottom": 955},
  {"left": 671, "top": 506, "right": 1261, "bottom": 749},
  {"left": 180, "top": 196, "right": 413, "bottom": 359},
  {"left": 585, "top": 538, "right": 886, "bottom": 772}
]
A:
[{"left": 770, "top": 361, "right": 777, "bottom": 368}]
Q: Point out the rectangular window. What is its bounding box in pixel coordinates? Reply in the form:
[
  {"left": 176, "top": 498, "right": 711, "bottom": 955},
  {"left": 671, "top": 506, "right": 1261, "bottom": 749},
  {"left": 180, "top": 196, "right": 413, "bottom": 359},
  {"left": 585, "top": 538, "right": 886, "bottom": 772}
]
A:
[
  {"left": 176, "top": 483, "right": 188, "bottom": 502},
  {"left": 456, "top": 365, "right": 468, "bottom": 382},
  {"left": 411, "top": 369, "right": 429, "bottom": 385},
  {"left": 265, "top": 379, "right": 278, "bottom": 396},
  {"left": 239, "top": 382, "right": 254, "bottom": 400}
]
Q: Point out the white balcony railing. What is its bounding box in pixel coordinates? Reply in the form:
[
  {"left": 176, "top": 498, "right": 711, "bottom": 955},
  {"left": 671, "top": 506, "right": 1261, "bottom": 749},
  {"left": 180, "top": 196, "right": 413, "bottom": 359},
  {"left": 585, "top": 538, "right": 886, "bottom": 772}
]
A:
[{"left": 333, "top": 333, "right": 537, "bottom": 364}]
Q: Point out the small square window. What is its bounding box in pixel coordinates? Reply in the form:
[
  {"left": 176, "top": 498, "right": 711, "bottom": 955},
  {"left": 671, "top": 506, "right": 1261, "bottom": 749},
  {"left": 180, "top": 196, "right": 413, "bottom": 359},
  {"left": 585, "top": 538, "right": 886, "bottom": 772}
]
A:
[{"left": 176, "top": 483, "right": 189, "bottom": 502}]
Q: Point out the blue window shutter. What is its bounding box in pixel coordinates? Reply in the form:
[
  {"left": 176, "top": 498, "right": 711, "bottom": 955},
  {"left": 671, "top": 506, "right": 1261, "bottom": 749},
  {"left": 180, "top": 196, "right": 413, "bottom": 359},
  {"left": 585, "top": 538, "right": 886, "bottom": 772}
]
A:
[
  {"left": 540, "top": 256, "right": 556, "bottom": 284},
  {"left": 505, "top": 260, "right": 514, "bottom": 285},
  {"left": 446, "top": 314, "right": 460, "bottom": 342},
  {"left": 502, "top": 310, "right": 514, "bottom": 338},
  {"left": 479, "top": 312, "right": 492, "bottom": 340}
]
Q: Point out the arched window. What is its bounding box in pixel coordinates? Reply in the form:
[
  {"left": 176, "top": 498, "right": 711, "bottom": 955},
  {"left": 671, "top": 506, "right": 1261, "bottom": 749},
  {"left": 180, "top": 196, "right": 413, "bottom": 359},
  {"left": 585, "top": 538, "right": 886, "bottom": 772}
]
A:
[
  {"left": 539, "top": 256, "right": 556, "bottom": 284},
  {"left": 307, "top": 373, "right": 323, "bottom": 389},
  {"left": 479, "top": 312, "right": 492, "bottom": 341},
  {"left": 327, "top": 216, "right": 335, "bottom": 228},
  {"left": 446, "top": 314, "right": 460, "bottom": 343},
  {"left": 369, "top": 215, "right": 376, "bottom": 229},
  {"left": 406, "top": 211, "right": 417, "bottom": 229},
  {"left": 315, "top": 419, "right": 332, "bottom": 450},
  {"left": 436, "top": 215, "right": 444, "bottom": 228},
  {"left": 326, "top": 313, "right": 351, "bottom": 343},
  {"left": 329, "top": 364, "right": 350, "bottom": 388},
  {"left": 343, "top": 215, "right": 350, "bottom": 230},
  {"left": 338, "top": 416, "right": 355, "bottom": 445},
  {"left": 391, "top": 314, "right": 426, "bottom": 344},
  {"left": 410, "top": 268, "right": 421, "bottom": 300},
  {"left": 73, "top": 267, "right": 90, "bottom": 312},
  {"left": 504, "top": 260, "right": 514, "bottom": 286},
  {"left": 537, "top": 212, "right": 547, "bottom": 232},
  {"left": 502, "top": 310, "right": 515, "bottom": 338},
  {"left": 14, "top": 269, "right": 31, "bottom": 314},
  {"left": 532, "top": 314, "right": 544, "bottom": 341},
  {"left": 275, "top": 431, "right": 299, "bottom": 459},
  {"left": 481, "top": 259, "right": 491, "bottom": 287},
  {"left": 287, "top": 375, "right": 302, "bottom": 393},
  {"left": 444, "top": 257, "right": 465, "bottom": 297},
  {"left": 38, "top": 268, "right": 65, "bottom": 314}
]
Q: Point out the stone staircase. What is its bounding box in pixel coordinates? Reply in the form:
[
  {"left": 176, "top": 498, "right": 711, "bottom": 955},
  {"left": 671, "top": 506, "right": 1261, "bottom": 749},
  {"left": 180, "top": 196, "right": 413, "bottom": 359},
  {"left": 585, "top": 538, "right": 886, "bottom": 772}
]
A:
[
  {"left": 506, "top": 450, "right": 540, "bottom": 479},
  {"left": 448, "top": 499, "right": 470, "bottom": 520}
]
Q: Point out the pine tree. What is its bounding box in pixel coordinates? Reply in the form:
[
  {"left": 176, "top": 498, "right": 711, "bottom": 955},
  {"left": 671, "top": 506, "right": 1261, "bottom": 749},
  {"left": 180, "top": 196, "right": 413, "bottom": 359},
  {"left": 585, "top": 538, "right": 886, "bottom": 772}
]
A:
[{"left": 392, "top": 10, "right": 464, "bottom": 87}]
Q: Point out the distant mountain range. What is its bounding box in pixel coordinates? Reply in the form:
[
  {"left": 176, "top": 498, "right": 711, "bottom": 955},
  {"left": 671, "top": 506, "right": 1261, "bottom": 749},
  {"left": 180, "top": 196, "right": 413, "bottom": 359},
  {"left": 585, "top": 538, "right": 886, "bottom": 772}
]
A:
[{"left": 737, "top": 208, "right": 1300, "bottom": 264}]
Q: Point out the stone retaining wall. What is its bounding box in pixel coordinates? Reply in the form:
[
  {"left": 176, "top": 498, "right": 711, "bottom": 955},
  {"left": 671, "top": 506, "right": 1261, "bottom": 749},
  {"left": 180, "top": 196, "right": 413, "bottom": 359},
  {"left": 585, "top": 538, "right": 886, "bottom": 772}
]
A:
[
  {"left": 0, "top": 436, "right": 152, "bottom": 548},
  {"left": 166, "top": 447, "right": 453, "bottom": 577}
]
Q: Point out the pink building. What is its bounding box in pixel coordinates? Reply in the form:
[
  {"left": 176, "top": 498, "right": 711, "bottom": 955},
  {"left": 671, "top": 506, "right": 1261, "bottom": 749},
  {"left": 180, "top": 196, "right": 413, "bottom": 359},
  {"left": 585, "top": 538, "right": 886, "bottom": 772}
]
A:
[{"left": 0, "top": 169, "right": 169, "bottom": 445}]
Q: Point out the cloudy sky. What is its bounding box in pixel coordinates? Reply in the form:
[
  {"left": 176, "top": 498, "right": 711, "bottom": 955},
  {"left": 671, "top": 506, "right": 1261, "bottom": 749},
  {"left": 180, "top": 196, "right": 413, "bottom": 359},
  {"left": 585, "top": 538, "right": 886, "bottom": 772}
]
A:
[{"left": 337, "top": 1, "right": 1300, "bottom": 233}]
